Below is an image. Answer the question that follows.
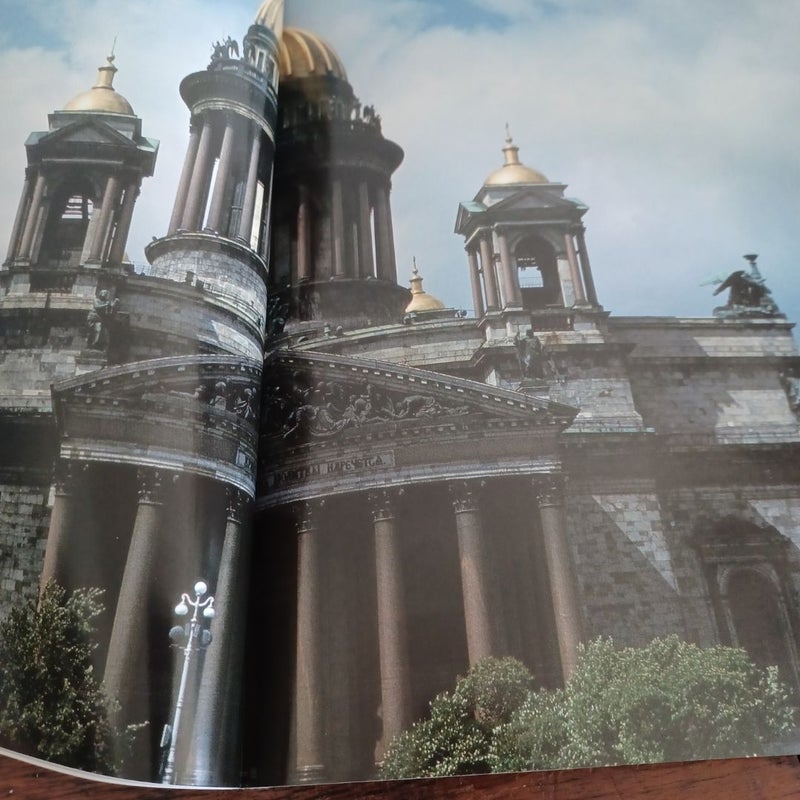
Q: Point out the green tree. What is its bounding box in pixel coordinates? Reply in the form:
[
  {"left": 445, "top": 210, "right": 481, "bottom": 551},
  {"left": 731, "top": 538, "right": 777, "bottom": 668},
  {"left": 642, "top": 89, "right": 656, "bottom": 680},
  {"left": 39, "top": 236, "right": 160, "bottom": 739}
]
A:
[
  {"left": 380, "top": 656, "right": 533, "bottom": 779},
  {"left": 491, "top": 636, "right": 795, "bottom": 772},
  {"left": 382, "top": 637, "right": 796, "bottom": 780},
  {"left": 0, "top": 582, "right": 129, "bottom": 774}
]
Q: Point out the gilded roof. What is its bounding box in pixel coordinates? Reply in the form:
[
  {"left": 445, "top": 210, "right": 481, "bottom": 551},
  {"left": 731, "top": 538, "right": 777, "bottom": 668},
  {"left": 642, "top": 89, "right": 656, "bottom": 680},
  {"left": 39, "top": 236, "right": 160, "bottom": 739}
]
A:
[{"left": 278, "top": 27, "right": 348, "bottom": 81}]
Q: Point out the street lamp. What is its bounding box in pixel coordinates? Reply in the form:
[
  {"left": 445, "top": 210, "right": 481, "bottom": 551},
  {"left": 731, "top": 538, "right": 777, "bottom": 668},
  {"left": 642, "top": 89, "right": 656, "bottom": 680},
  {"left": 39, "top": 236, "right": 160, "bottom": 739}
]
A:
[{"left": 161, "top": 579, "right": 215, "bottom": 784}]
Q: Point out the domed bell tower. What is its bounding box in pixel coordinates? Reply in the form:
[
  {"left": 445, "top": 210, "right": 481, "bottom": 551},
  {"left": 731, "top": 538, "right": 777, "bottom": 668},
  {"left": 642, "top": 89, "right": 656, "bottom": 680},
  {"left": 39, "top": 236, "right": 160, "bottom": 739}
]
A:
[
  {"left": 268, "top": 28, "right": 410, "bottom": 333},
  {"left": 455, "top": 132, "right": 601, "bottom": 331},
  {"left": 145, "top": 0, "right": 283, "bottom": 359},
  {"left": 4, "top": 55, "right": 157, "bottom": 277}
]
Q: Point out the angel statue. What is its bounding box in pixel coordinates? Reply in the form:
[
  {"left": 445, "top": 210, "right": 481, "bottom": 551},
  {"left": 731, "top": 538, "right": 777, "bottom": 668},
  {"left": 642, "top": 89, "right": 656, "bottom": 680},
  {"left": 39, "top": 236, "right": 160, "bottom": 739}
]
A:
[{"left": 711, "top": 254, "right": 779, "bottom": 318}]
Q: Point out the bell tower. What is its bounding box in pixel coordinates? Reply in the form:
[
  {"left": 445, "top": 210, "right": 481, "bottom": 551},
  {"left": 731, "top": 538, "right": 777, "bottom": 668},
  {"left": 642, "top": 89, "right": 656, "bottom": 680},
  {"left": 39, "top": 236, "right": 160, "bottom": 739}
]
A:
[
  {"left": 4, "top": 55, "right": 157, "bottom": 274},
  {"left": 455, "top": 132, "right": 600, "bottom": 321}
]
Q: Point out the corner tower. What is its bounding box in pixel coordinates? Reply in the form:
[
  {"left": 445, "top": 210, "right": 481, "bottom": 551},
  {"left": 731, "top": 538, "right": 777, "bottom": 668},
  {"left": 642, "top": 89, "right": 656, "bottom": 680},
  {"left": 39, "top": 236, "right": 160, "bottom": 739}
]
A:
[
  {"left": 268, "top": 28, "right": 409, "bottom": 331},
  {"left": 145, "top": 0, "right": 283, "bottom": 358},
  {"left": 455, "top": 132, "right": 600, "bottom": 322},
  {"left": 4, "top": 55, "right": 157, "bottom": 274}
]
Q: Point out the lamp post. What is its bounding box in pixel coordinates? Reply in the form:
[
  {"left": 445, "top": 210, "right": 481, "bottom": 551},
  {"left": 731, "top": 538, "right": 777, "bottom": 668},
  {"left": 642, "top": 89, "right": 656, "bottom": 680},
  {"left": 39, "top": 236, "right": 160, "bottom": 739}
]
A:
[{"left": 162, "top": 579, "right": 215, "bottom": 785}]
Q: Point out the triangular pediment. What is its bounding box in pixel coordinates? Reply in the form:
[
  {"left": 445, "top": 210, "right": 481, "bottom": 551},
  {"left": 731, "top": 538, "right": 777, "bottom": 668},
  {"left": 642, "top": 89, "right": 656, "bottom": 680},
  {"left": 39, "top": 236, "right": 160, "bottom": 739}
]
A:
[
  {"left": 262, "top": 350, "right": 577, "bottom": 443},
  {"left": 481, "top": 186, "right": 586, "bottom": 215},
  {"left": 38, "top": 119, "right": 136, "bottom": 149}
]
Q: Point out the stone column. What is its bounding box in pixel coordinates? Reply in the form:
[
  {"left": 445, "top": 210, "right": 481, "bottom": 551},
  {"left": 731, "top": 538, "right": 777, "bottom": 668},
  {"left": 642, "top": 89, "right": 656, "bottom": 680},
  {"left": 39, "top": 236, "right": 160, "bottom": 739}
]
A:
[
  {"left": 188, "top": 488, "right": 250, "bottom": 787},
  {"left": 104, "top": 469, "right": 166, "bottom": 729},
  {"left": 18, "top": 172, "right": 47, "bottom": 262},
  {"left": 374, "top": 185, "right": 397, "bottom": 283},
  {"left": 169, "top": 124, "right": 202, "bottom": 234},
  {"left": 6, "top": 174, "right": 31, "bottom": 263},
  {"left": 39, "top": 461, "right": 81, "bottom": 595},
  {"left": 575, "top": 228, "right": 599, "bottom": 307},
  {"left": 296, "top": 185, "right": 312, "bottom": 282},
  {"left": 357, "top": 181, "right": 375, "bottom": 279},
  {"left": 479, "top": 235, "right": 500, "bottom": 310},
  {"left": 467, "top": 248, "right": 485, "bottom": 317},
  {"left": 237, "top": 128, "right": 262, "bottom": 243},
  {"left": 450, "top": 481, "right": 497, "bottom": 665},
  {"left": 107, "top": 180, "right": 140, "bottom": 265},
  {"left": 331, "top": 178, "right": 346, "bottom": 278},
  {"left": 87, "top": 174, "right": 121, "bottom": 263},
  {"left": 370, "top": 490, "right": 412, "bottom": 761},
  {"left": 181, "top": 117, "right": 215, "bottom": 232},
  {"left": 497, "top": 230, "right": 522, "bottom": 308},
  {"left": 294, "top": 501, "right": 325, "bottom": 783},
  {"left": 536, "top": 478, "right": 584, "bottom": 680},
  {"left": 206, "top": 116, "right": 237, "bottom": 234},
  {"left": 564, "top": 233, "right": 586, "bottom": 305}
]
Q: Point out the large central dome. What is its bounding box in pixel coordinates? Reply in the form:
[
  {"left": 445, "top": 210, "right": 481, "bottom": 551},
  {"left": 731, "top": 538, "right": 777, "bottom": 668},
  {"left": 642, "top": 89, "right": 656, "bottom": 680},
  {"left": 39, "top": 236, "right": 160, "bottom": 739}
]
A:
[{"left": 278, "top": 27, "right": 348, "bottom": 81}]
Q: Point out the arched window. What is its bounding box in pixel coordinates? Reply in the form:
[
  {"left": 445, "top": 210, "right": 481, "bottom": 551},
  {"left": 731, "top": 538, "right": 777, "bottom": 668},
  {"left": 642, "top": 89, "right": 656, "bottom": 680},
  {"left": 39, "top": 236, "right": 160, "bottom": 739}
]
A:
[
  {"left": 513, "top": 234, "right": 561, "bottom": 310},
  {"left": 695, "top": 516, "right": 800, "bottom": 691}
]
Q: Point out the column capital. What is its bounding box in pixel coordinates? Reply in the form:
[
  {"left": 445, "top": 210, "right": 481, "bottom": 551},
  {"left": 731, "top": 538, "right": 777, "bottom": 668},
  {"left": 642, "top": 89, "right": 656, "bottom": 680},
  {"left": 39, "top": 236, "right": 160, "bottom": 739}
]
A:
[
  {"left": 449, "top": 480, "right": 484, "bottom": 514},
  {"left": 226, "top": 487, "right": 249, "bottom": 524},
  {"left": 296, "top": 499, "right": 325, "bottom": 535},
  {"left": 53, "top": 460, "right": 87, "bottom": 495},
  {"left": 369, "top": 488, "right": 403, "bottom": 522},
  {"left": 136, "top": 468, "right": 167, "bottom": 504},
  {"left": 535, "top": 475, "right": 565, "bottom": 508}
]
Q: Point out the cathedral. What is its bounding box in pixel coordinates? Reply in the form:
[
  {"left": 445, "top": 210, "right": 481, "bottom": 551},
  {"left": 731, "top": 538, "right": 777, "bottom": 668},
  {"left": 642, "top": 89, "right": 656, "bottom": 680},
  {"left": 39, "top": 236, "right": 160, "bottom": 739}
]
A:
[{"left": 1, "top": 0, "right": 800, "bottom": 788}]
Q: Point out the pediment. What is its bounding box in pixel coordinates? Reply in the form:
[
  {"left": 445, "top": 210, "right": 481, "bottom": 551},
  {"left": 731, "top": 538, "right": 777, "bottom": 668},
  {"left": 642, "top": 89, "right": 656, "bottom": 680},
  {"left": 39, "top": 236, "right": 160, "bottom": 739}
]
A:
[
  {"left": 484, "top": 187, "right": 585, "bottom": 215},
  {"left": 38, "top": 119, "right": 136, "bottom": 149},
  {"left": 262, "top": 350, "right": 577, "bottom": 444}
]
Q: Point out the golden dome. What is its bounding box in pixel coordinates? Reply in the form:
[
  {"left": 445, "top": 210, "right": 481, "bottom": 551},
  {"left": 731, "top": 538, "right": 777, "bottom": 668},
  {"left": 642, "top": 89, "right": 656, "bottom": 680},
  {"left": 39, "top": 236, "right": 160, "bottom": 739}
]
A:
[
  {"left": 278, "top": 27, "right": 348, "bottom": 81},
  {"left": 484, "top": 129, "right": 548, "bottom": 186},
  {"left": 405, "top": 259, "right": 445, "bottom": 313},
  {"left": 255, "top": 0, "right": 284, "bottom": 38},
  {"left": 63, "top": 55, "right": 134, "bottom": 115}
]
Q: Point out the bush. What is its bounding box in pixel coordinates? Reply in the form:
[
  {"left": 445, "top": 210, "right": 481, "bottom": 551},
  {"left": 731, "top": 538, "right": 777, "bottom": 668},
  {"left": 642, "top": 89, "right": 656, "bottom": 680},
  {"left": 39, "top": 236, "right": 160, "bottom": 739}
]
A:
[
  {"left": 491, "top": 636, "right": 796, "bottom": 772},
  {"left": 0, "top": 582, "right": 139, "bottom": 774},
  {"left": 380, "top": 656, "right": 534, "bottom": 779}
]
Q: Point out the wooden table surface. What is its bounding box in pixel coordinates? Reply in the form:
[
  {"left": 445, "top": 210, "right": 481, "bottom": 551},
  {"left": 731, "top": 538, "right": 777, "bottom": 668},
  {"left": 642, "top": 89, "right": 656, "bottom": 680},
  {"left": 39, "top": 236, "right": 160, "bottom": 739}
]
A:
[{"left": 0, "top": 751, "right": 798, "bottom": 799}]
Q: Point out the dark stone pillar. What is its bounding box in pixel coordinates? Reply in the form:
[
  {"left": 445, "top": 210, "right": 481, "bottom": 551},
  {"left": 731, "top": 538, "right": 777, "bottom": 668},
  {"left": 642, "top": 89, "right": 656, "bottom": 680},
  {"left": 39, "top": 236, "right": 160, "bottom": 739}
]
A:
[
  {"left": 575, "top": 227, "right": 599, "bottom": 307},
  {"left": 331, "top": 178, "right": 346, "bottom": 278},
  {"left": 296, "top": 185, "right": 312, "bottom": 282},
  {"left": 374, "top": 185, "right": 397, "bottom": 283},
  {"left": 104, "top": 469, "right": 166, "bottom": 741},
  {"left": 187, "top": 488, "right": 250, "bottom": 786},
  {"left": 206, "top": 116, "right": 237, "bottom": 233},
  {"left": 536, "top": 477, "right": 584, "bottom": 680},
  {"left": 39, "top": 460, "right": 81, "bottom": 595},
  {"left": 107, "top": 180, "right": 140, "bottom": 265},
  {"left": 87, "top": 174, "right": 121, "bottom": 263},
  {"left": 18, "top": 172, "right": 46, "bottom": 262},
  {"left": 450, "top": 481, "right": 497, "bottom": 665},
  {"left": 497, "top": 230, "right": 522, "bottom": 308},
  {"left": 358, "top": 181, "right": 375, "bottom": 278},
  {"left": 169, "top": 124, "right": 202, "bottom": 234},
  {"left": 294, "top": 500, "right": 326, "bottom": 784},
  {"left": 181, "top": 117, "right": 215, "bottom": 232},
  {"left": 369, "top": 489, "right": 412, "bottom": 761},
  {"left": 467, "top": 247, "right": 485, "bottom": 317},
  {"left": 564, "top": 233, "right": 586, "bottom": 306},
  {"left": 6, "top": 174, "right": 31, "bottom": 263},
  {"left": 237, "top": 126, "right": 262, "bottom": 243},
  {"left": 479, "top": 235, "right": 500, "bottom": 310}
]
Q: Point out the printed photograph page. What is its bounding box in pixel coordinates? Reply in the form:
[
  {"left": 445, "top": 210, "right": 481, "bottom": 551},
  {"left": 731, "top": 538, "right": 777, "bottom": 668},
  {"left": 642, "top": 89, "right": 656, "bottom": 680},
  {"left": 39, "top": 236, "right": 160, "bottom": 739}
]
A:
[{"left": 0, "top": 0, "right": 800, "bottom": 791}]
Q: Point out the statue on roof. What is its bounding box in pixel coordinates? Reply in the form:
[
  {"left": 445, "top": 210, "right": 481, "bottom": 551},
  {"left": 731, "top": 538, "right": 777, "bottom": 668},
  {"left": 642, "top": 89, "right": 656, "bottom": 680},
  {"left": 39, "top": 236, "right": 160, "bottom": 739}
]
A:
[{"left": 712, "top": 254, "right": 779, "bottom": 318}]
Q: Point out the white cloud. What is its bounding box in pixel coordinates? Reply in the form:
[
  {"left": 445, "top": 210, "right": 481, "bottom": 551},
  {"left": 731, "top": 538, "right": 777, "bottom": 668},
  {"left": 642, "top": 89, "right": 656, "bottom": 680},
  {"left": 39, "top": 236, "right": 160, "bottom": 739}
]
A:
[{"left": 1, "top": 0, "right": 798, "bottom": 322}]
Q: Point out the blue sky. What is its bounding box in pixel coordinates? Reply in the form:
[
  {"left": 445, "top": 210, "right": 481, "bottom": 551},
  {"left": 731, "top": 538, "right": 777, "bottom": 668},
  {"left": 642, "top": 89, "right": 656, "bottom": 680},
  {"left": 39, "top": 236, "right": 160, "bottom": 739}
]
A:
[{"left": 1, "top": 0, "right": 799, "bottom": 324}]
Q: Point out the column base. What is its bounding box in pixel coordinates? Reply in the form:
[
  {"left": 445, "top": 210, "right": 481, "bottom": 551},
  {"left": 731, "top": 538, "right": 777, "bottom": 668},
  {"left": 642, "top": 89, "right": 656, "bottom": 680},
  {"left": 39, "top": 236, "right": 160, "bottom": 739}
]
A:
[{"left": 294, "top": 764, "right": 326, "bottom": 784}]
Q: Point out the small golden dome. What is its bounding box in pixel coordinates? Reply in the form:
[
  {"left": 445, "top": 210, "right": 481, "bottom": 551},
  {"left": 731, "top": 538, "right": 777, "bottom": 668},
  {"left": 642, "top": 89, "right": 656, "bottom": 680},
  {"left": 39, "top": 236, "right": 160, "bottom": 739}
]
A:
[
  {"left": 255, "top": 0, "right": 284, "bottom": 38},
  {"left": 405, "top": 259, "right": 445, "bottom": 313},
  {"left": 63, "top": 55, "right": 134, "bottom": 115},
  {"left": 278, "top": 27, "right": 348, "bottom": 81},
  {"left": 484, "top": 128, "right": 548, "bottom": 186}
]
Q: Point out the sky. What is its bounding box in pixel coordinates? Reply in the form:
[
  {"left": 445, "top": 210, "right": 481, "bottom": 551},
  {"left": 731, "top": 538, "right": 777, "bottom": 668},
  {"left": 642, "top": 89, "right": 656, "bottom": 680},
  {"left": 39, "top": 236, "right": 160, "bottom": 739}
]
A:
[{"left": 1, "top": 0, "right": 799, "bottom": 322}]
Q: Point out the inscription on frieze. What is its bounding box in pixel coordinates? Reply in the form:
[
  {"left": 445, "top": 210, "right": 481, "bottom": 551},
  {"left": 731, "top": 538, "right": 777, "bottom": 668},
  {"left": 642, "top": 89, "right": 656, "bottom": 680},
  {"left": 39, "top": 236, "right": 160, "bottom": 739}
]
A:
[{"left": 264, "top": 451, "right": 395, "bottom": 490}]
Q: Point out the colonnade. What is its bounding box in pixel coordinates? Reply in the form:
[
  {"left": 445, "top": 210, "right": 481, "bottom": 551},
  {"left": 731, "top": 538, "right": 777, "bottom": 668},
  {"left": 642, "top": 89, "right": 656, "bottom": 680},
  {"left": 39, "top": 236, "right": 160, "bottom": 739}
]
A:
[
  {"left": 5, "top": 168, "right": 142, "bottom": 267},
  {"left": 167, "top": 113, "right": 267, "bottom": 245},
  {"left": 292, "top": 476, "right": 584, "bottom": 781},
  {"left": 39, "top": 460, "right": 250, "bottom": 784},
  {"left": 290, "top": 175, "right": 397, "bottom": 285},
  {"left": 465, "top": 225, "right": 598, "bottom": 316}
]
